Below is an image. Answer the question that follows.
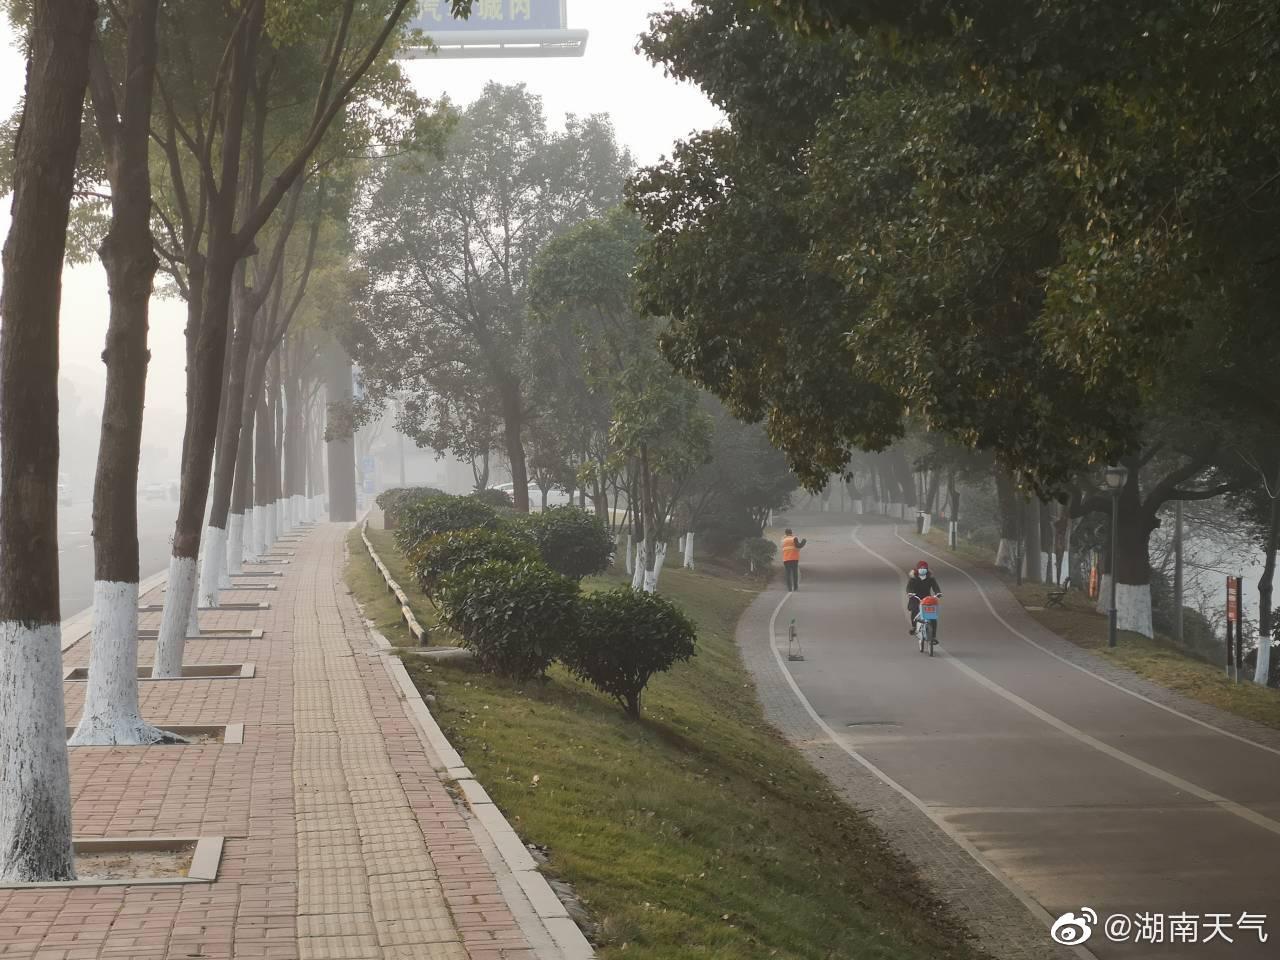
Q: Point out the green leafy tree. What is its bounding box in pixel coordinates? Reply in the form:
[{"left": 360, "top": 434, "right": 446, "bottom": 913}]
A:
[{"left": 353, "top": 84, "right": 630, "bottom": 513}]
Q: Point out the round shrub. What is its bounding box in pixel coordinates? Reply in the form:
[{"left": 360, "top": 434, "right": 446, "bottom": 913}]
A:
[
  {"left": 565, "top": 588, "right": 698, "bottom": 718},
  {"left": 414, "top": 528, "right": 539, "bottom": 600},
  {"left": 472, "top": 487, "right": 515, "bottom": 509},
  {"left": 394, "top": 494, "right": 501, "bottom": 561},
  {"left": 437, "top": 559, "right": 579, "bottom": 680},
  {"left": 376, "top": 486, "right": 444, "bottom": 529},
  {"left": 515, "top": 506, "right": 614, "bottom": 581}
]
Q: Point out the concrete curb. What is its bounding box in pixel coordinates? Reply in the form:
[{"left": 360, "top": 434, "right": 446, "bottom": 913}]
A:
[
  {"left": 357, "top": 525, "right": 594, "bottom": 960},
  {"left": 360, "top": 520, "right": 428, "bottom": 643}
]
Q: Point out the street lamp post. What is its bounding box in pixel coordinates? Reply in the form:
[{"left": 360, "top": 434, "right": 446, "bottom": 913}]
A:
[{"left": 1104, "top": 464, "right": 1130, "bottom": 648}]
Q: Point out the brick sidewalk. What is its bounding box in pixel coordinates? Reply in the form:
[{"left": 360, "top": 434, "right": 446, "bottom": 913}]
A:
[{"left": 0, "top": 523, "right": 539, "bottom": 960}]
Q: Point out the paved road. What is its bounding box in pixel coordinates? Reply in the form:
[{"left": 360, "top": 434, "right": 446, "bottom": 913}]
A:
[
  {"left": 765, "top": 520, "right": 1280, "bottom": 960},
  {"left": 57, "top": 496, "right": 177, "bottom": 618}
]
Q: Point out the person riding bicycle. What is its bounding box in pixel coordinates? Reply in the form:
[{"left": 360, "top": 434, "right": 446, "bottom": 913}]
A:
[{"left": 906, "top": 561, "right": 942, "bottom": 634}]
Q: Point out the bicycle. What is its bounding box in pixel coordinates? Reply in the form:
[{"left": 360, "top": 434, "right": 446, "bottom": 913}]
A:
[{"left": 909, "top": 593, "right": 940, "bottom": 656}]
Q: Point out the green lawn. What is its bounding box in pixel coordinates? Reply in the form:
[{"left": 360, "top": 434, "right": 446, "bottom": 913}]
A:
[
  {"left": 346, "top": 527, "right": 987, "bottom": 960},
  {"left": 923, "top": 530, "right": 1280, "bottom": 731}
]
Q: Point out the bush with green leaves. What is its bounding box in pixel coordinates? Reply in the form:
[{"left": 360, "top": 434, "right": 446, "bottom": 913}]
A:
[
  {"left": 738, "top": 537, "right": 777, "bottom": 573},
  {"left": 437, "top": 560, "right": 579, "bottom": 680},
  {"left": 514, "top": 506, "right": 614, "bottom": 581},
  {"left": 376, "top": 486, "right": 445, "bottom": 529},
  {"left": 564, "top": 588, "right": 698, "bottom": 718},
  {"left": 394, "top": 494, "right": 501, "bottom": 561},
  {"left": 414, "top": 528, "right": 539, "bottom": 600},
  {"left": 472, "top": 487, "right": 515, "bottom": 509}
]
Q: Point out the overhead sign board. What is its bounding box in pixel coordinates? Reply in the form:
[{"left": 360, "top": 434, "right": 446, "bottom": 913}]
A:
[
  {"left": 400, "top": 0, "right": 587, "bottom": 59},
  {"left": 409, "top": 0, "right": 565, "bottom": 32}
]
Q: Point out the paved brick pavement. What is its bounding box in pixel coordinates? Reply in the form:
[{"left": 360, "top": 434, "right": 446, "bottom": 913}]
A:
[{"left": 0, "top": 523, "right": 540, "bottom": 960}]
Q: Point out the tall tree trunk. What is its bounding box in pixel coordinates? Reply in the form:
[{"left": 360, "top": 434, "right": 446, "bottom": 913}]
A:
[
  {"left": 1106, "top": 460, "right": 1155, "bottom": 637},
  {"left": 253, "top": 382, "right": 273, "bottom": 555},
  {"left": 271, "top": 350, "right": 286, "bottom": 536},
  {"left": 499, "top": 380, "right": 529, "bottom": 513},
  {"left": 324, "top": 345, "right": 357, "bottom": 521},
  {"left": 200, "top": 271, "right": 256, "bottom": 607},
  {"left": 0, "top": 0, "right": 96, "bottom": 882},
  {"left": 284, "top": 348, "right": 304, "bottom": 527},
  {"left": 229, "top": 400, "right": 255, "bottom": 567},
  {"left": 994, "top": 468, "right": 1019, "bottom": 572},
  {"left": 74, "top": 0, "right": 178, "bottom": 746},
  {"left": 1023, "top": 499, "right": 1042, "bottom": 583},
  {"left": 154, "top": 0, "right": 263, "bottom": 678}
]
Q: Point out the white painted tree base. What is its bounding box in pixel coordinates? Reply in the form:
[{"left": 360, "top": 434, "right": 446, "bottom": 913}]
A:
[
  {"left": 1116, "top": 583, "right": 1153, "bottom": 638},
  {"left": 624, "top": 535, "right": 633, "bottom": 574},
  {"left": 644, "top": 543, "right": 668, "bottom": 593},
  {"left": 199, "top": 526, "right": 225, "bottom": 608},
  {"left": 69, "top": 582, "right": 181, "bottom": 746},
  {"left": 227, "top": 513, "right": 246, "bottom": 574},
  {"left": 0, "top": 621, "right": 75, "bottom": 881},
  {"left": 1255, "top": 635, "right": 1273, "bottom": 685},
  {"left": 682, "top": 532, "right": 695, "bottom": 569},
  {"left": 995, "top": 538, "right": 1018, "bottom": 572},
  {"left": 154, "top": 556, "right": 197, "bottom": 678},
  {"left": 1096, "top": 574, "right": 1112, "bottom": 615},
  {"left": 273, "top": 498, "right": 285, "bottom": 539},
  {"left": 251, "top": 505, "right": 268, "bottom": 558},
  {"left": 631, "top": 543, "right": 646, "bottom": 591},
  {"left": 264, "top": 503, "right": 277, "bottom": 548}
]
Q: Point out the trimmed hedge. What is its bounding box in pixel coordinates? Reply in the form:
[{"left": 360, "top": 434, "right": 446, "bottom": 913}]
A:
[
  {"left": 565, "top": 588, "right": 698, "bottom": 718},
  {"left": 414, "top": 528, "right": 539, "bottom": 600},
  {"left": 514, "top": 506, "right": 614, "bottom": 581},
  {"left": 376, "top": 486, "right": 445, "bottom": 529},
  {"left": 438, "top": 559, "right": 579, "bottom": 680},
  {"left": 394, "top": 494, "right": 501, "bottom": 561},
  {"left": 471, "top": 487, "right": 515, "bottom": 509}
]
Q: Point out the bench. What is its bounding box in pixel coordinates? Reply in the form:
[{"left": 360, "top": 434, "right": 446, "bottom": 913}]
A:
[{"left": 1046, "top": 577, "right": 1072, "bottom": 609}]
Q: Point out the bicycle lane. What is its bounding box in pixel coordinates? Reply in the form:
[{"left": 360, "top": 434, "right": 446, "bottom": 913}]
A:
[{"left": 767, "top": 522, "right": 1280, "bottom": 960}]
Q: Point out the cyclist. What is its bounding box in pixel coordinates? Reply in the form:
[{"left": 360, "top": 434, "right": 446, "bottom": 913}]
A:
[{"left": 906, "top": 561, "right": 942, "bottom": 634}]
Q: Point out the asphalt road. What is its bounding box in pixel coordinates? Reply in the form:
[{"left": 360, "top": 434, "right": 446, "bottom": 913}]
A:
[
  {"left": 57, "top": 496, "right": 177, "bottom": 618},
  {"left": 769, "top": 520, "right": 1280, "bottom": 960}
]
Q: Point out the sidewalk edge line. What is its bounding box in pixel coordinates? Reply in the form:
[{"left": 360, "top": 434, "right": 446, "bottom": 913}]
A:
[{"left": 359, "top": 525, "right": 595, "bottom": 960}]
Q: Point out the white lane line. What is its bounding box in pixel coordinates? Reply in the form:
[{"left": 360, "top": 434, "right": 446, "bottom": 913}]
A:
[
  {"left": 852, "top": 527, "right": 1280, "bottom": 841},
  {"left": 765, "top": 589, "right": 1099, "bottom": 960},
  {"left": 892, "top": 528, "right": 1280, "bottom": 760}
]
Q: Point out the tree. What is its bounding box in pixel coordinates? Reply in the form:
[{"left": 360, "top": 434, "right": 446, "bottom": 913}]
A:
[
  {"left": 353, "top": 83, "right": 629, "bottom": 513},
  {"left": 150, "top": 0, "right": 420, "bottom": 676},
  {"left": 682, "top": 395, "right": 794, "bottom": 539},
  {"left": 69, "top": 0, "right": 180, "bottom": 746},
  {"left": 0, "top": 0, "right": 97, "bottom": 883},
  {"left": 529, "top": 208, "right": 712, "bottom": 590}
]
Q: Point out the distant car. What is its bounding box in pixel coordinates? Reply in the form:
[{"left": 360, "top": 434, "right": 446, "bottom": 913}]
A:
[
  {"left": 491, "top": 482, "right": 572, "bottom": 509},
  {"left": 142, "top": 482, "right": 168, "bottom": 501}
]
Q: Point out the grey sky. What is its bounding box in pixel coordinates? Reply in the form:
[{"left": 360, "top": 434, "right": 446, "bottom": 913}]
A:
[{"left": 0, "top": 2, "right": 721, "bottom": 489}]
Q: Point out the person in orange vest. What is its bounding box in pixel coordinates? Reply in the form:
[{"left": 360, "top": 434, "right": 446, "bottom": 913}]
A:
[{"left": 781, "top": 528, "right": 807, "bottom": 591}]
